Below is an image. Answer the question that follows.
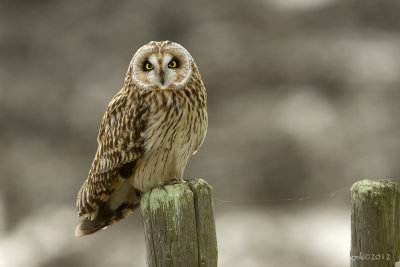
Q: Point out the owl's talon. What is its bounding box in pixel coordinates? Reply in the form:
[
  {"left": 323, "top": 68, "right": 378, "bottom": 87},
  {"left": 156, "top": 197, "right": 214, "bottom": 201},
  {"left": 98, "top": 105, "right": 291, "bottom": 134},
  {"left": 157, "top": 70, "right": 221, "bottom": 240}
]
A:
[
  {"left": 159, "top": 184, "right": 168, "bottom": 193},
  {"left": 135, "top": 189, "right": 142, "bottom": 197},
  {"left": 158, "top": 179, "right": 180, "bottom": 193},
  {"left": 164, "top": 179, "right": 180, "bottom": 186}
]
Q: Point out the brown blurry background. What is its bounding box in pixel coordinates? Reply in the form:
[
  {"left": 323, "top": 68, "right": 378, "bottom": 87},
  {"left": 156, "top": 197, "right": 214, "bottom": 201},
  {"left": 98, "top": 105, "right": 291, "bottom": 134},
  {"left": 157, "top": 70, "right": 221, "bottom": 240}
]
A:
[{"left": 1, "top": 0, "right": 400, "bottom": 266}]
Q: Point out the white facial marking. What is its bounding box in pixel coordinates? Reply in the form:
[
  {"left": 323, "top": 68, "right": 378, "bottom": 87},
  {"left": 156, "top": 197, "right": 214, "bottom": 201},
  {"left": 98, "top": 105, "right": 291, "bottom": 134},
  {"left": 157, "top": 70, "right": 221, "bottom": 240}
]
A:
[
  {"left": 131, "top": 46, "right": 156, "bottom": 88},
  {"left": 164, "top": 45, "right": 192, "bottom": 87},
  {"left": 162, "top": 54, "right": 173, "bottom": 66},
  {"left": 160, "top": 54, "right": 176, "bottom": 89},
  {"left": 145, "top": 54, "right": 160, "bottom": 87}
]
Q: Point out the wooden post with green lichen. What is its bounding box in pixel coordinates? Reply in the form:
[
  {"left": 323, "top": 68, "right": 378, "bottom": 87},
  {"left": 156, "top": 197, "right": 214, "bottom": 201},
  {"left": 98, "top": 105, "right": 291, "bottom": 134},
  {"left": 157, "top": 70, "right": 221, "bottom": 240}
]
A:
[
  {"left": 140, "top": 178, "right": 218, "bottom": 267},
  {"left": 351, "top": 180, "right": 400, "bottom": 267}
]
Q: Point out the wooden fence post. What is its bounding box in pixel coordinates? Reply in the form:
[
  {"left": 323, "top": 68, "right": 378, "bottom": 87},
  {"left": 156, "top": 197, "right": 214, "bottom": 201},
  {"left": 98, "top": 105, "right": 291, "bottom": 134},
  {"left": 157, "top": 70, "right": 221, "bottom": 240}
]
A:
[
  {"left": 351, "top": 180, "right": 400, "bottom": 267},
  {"left": 140, "top": 178, "right": 218, "bottom": 267}
]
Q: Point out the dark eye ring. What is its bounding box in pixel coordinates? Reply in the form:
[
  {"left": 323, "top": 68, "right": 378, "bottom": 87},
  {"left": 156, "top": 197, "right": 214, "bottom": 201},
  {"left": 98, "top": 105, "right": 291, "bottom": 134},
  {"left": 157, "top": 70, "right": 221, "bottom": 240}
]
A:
[
  {"left": 168, "top": 60, "right": 178, "bottom": 68},
  {"left": 144, "top": 62, "right": 154, "bottom": 71}
]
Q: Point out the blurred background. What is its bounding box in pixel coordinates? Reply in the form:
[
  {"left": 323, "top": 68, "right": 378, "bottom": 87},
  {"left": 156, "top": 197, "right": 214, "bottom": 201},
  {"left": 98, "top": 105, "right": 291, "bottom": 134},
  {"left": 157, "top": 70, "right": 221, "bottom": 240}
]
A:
[{"left": 1, "top": 0, "right": 400, "bottom": 266}]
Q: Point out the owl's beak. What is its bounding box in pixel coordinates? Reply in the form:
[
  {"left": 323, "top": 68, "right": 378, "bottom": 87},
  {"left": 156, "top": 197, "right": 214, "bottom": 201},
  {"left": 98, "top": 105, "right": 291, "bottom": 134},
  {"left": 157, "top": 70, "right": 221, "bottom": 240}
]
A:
[{"left": 159, "top": 70, "right": 165, "bottom": 85}]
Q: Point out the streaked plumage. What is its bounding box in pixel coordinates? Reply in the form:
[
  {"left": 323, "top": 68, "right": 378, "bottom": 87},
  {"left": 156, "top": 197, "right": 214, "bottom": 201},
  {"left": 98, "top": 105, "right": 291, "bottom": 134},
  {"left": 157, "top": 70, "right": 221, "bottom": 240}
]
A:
[{"left": 75, "top": 41, "right": 207, "bottom": 236}]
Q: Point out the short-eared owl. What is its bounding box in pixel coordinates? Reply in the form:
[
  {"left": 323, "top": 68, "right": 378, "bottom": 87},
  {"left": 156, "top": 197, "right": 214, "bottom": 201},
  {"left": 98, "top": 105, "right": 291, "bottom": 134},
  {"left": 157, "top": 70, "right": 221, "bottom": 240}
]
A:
[{"left": 75, "top": 41, "right": 207, "bottom": 236}]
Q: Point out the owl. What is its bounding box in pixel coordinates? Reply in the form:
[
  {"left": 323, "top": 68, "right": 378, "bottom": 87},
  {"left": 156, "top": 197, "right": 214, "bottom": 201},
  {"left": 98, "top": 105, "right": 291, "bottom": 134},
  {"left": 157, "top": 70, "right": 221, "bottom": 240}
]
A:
[{"left": 75, "top": 41, "right": 207, "bottom": 236}]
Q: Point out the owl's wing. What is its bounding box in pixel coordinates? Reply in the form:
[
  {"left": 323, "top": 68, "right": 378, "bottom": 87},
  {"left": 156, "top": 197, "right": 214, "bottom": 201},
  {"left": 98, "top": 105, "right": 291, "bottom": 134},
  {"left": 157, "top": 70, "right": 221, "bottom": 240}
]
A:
[{"left": 76, "top": 90, "right": 150, "bottom": 218}]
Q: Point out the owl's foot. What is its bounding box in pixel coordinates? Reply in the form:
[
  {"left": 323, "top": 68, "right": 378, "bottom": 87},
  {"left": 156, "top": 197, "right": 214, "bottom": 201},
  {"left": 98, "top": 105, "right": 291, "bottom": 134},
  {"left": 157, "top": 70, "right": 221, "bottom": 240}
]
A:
[
  {"left": 135, "top": 189, "right": 142, "bottom": 197},
  {"left": 159, "top": 179, "right": 181, "bottom": 193},
  {"left": 159, "top": 184, "right": 168, "bottom": 193},
  {"left": 164, "top": 178, "right": 180, "bottom": 186}
]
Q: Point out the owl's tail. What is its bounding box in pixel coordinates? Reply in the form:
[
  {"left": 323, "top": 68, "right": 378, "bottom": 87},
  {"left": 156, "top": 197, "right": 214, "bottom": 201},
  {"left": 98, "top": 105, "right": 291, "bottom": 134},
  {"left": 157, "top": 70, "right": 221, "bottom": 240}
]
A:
[
  {"left": 74, "top": 201, "right": 140, "bottom": 236},
  {"left": 75, "top": 180, "right": 141, "bottom": 236}
]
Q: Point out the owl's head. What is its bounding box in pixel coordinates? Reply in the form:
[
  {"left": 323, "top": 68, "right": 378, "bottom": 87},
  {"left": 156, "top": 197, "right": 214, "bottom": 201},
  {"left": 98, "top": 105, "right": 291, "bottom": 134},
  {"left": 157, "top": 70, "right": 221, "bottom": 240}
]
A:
[{"left": 130, "top": 41, "right": 193, "bottom": 90}]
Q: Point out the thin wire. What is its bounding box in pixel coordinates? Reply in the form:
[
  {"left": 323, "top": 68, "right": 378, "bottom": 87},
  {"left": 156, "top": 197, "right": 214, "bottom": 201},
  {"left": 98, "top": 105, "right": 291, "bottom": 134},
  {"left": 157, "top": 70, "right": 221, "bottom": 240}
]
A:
[{"left": 213, "top": 182, "right": 354, "bottom": 209}]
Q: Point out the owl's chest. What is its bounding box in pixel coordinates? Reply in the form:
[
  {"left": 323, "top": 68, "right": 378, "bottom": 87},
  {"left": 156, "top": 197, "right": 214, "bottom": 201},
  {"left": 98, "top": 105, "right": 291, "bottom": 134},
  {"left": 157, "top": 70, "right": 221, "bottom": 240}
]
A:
[
  {"left": 144, "top": 102, "right": 194, "bottom": 155},
  {"left": 132, "top": 103, "right": 199, "bottom": 191}
]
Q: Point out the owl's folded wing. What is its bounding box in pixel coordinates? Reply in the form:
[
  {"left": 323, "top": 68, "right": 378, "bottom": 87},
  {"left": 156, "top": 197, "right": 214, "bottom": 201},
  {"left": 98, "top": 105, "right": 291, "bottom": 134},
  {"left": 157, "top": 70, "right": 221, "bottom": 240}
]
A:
[{"left": 76, "top": 91, "right": 150, "bottom": 217}]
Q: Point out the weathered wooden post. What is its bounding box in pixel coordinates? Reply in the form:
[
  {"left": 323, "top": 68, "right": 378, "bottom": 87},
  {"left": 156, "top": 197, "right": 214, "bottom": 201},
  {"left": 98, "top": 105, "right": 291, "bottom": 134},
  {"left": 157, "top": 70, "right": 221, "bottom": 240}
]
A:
[
  {"left": 140, "top": 178, "right": 218, "bottom": 267},
  {"left": 351, "top": 180, "right": 400, "bottom": 267}
]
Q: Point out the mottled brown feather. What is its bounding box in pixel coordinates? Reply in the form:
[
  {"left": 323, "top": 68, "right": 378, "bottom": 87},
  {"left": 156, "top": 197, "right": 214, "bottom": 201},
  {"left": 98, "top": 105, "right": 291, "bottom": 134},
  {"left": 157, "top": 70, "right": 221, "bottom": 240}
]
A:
[{"left": 76, "top": 81, "right": 150, "bottom": 217}]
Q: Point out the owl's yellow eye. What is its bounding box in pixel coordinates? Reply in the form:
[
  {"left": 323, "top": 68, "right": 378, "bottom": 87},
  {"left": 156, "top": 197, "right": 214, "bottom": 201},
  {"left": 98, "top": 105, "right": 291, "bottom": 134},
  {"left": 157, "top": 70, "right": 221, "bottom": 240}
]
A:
[
  {"left": 168, "top": 60, "right": 178, "bottom": 68},
  {"left": 144, "top": 62, "right": 154, "bottom": 71}
]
